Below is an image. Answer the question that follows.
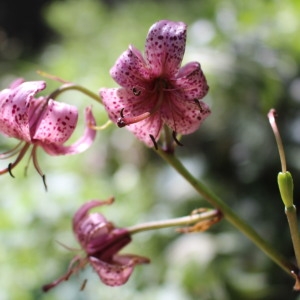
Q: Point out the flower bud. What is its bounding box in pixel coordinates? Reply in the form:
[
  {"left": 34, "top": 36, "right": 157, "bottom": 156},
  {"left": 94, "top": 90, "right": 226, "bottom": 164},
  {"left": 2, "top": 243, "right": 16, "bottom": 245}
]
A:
[{"left": 278, "top": 171, "right": 294, "bottom": 208}]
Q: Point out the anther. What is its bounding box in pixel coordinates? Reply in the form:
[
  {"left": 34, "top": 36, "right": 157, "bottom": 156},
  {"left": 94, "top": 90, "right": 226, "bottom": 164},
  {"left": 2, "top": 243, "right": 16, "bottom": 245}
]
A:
[
  {"left": 42, "top": 174, "right": 48, "bottom": 191},
  {"left": 117, "top": 117, "right": 126, "bottom": 128},
  {"left": 194, "top": 99, "right": 204, "bottom": 113},
  {"left": 120, "top": 108, "right": 125, "bottom": 118},
  {"left": 8, "top": 163, "right": 15, "bottom": 178},
  {"left": 117, "top": 108, "right": 126, "bottom": 128},
  {"left": 132, "top": 87, "right": 141, "bottom": 96},
  {"left": 172, "top": 131, "right": 183, "bottom": 146},
  {"left": 149, "top": 134, "right": 158, "bottom": 150},
  {"left": 80, "top": 279, "right": 87, "bottom": 291}
]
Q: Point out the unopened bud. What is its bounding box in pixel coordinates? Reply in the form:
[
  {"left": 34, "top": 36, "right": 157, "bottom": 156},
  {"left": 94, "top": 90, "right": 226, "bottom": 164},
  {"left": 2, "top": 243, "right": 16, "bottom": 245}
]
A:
[{"left": 278, "top": 171, "right": 294, "bottom": 208}]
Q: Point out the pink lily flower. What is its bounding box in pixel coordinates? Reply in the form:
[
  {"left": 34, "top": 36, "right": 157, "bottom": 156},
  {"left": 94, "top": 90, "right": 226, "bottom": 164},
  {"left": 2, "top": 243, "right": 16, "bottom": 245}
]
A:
[
  {"left": 100, "top": 20, "right": 211, "bottom": 147},
  {"left": 43, "top": 198, "right": 149, "bottom": 291},
  {"left": 0, "top": 79, "right": 96, "bottom": 186}
]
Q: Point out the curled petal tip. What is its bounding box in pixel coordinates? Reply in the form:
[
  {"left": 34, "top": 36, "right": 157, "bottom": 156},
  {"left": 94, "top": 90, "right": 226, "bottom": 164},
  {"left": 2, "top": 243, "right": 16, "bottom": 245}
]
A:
[{"left": 41, "top": 106, "right": 97, "bottom": 155}]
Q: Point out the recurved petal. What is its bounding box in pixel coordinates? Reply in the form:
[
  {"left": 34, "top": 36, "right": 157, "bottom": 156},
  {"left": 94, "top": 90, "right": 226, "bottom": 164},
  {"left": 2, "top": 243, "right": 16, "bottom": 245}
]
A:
[
  {"left": 162, "top": 97, "right": 211, "bottom": 135},
  {"left": 145, "top": 20, "right": 186, "bottom": 77},
  {"left": 73, "top": 199, "right": 113, "bottom": 234},
  {"left": 101, "top": 88, "right": 163, "bottom": 147},
  {"left": 101, "top": 88, "right": 154, "bottom": 122},
  {"left": 33, "top": 99, "right": 78, "bottom": 144},
  {"left": 72, "top": 199, "right": 128, "bottom": 256},
  {"left": 110, "top": 45, "right": 152, "bottom": 89},
  {"left": 174, "top": 62, "right": 209, "bottom": 100},
  {"left": 41, "top": 106, "right": 96, "bottom": 155},
  {"left": 126, "top": 115, "right": 163, "bottom": 147},
  {"left": 0, "top": 80, "right": 46, "bottom": 141},
  {"left": 89, "top": 254, "right": 150, "bottom": 286}
]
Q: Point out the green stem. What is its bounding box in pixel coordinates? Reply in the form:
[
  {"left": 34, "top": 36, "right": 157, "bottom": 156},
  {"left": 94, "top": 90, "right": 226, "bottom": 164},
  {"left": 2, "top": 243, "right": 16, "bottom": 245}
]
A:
[
  {"left": 268, "top": 109, "right": 287, "bottom": 173},
  {"left": 285, "top": 205, "right": 300, "bottom": 268},
  {"left": 49, "top": 83, "right": 102, "bottom": 104},
  {"left": 128, "top": 209, "right": 219, "bottom": 234},
  {"left": 156, "top": 148, "right": 296, "bottom": 276}
]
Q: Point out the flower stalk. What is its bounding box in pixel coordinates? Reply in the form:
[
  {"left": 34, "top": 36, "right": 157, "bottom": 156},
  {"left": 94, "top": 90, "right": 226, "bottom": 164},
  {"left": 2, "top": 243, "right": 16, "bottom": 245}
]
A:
[
  {"left": 156, "top": 148, "right": 297, "bottom": 277},
  {"left": 127, "top": 208, "right": 221, "bottom": 234},
  {"left": 268, "top": 109, "right": 286, "bottom": 173},
  {"left": 268, "top": 109, "right": 300, "bottom": 273},
  {"left": 48, "top": 82, "right": 102, "bottom": 104}
]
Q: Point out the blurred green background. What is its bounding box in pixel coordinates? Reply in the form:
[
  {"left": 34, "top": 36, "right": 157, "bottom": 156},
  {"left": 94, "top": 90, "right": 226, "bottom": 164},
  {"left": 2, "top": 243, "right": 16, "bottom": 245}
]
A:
[{"left": 1, "top": 0, "right": 300, "bottom": 299}]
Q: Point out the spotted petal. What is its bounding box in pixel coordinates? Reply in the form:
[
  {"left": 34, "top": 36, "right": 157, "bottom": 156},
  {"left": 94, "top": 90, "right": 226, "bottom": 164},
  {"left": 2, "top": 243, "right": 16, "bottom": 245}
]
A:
[
  {"left": 110, "top": 45, "right": 153, "bottom": 89},
  {"left": 100, "top": 88, "right": 163, "bottom": 146},
  {"left": 145, "top": 20, "right": 186, "bottom": 77},
  {"left": 89, "top": 254, "right": 150, "bottom": 286},
  {"left": 32, "top": 99, "right": 78, "bottom": 144},
  {"left": 41, "top": 106, "right": 96, "bottom": 155},
  {"left": 174, "top": 62, "right": 209, "bottom": 100},
  {"left": 0, "top": 80, "right": 46, "bottom": 142},
  {"left": 161, "top": 97, "right": 211, "bottom": 135},
  {"left": 100, "top": 88, "right": 155, "bottom": 122},
  {"left": 127, "top": 115, "right": 163, "bottom": 146}
]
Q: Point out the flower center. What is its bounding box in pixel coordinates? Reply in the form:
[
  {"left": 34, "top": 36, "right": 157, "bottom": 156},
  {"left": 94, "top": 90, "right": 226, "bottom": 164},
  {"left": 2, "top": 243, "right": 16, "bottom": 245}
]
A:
[{"left": 117, "top": 78, "right": 168, "bottom": 128}]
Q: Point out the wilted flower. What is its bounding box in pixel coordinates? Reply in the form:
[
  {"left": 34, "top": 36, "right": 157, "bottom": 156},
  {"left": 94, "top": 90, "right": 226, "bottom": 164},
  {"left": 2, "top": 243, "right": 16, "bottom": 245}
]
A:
[
  {"left": 0, "top": 79, "right": 96, "bottom": 185},
  {"left": 43, "top": 198, "right": 149, "bottom": 291},
  {"left": 100, "top": 20, "right": 210, "bottom": 147}
]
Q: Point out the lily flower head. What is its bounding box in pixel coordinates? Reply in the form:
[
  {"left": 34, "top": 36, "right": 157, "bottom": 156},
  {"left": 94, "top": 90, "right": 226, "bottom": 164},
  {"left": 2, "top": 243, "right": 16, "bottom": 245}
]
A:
[
  {"left": 100, "top": 20, "right": 210, "bottom": 147},
  {"left": 43, "top": 198, "right": 149, "bottom": 291},
  {"left": 0, "top": 79, "right": 96, "bottom": 187}
]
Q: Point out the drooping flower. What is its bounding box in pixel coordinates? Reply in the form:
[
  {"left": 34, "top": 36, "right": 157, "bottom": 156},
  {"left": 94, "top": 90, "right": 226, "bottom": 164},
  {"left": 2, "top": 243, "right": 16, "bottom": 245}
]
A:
[
  {"left": 43, "top": 198, "right": 149, "bottom": 291},
  {"left": 0, "top": 78, "right": 96, "bottom": 186},
  {"left": 100, "top": 20, "right": 210, "bottom": 147}
]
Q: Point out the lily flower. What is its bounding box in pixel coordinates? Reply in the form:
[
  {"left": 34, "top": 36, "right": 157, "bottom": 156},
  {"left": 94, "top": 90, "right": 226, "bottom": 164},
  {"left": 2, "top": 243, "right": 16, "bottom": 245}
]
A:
[
  {"left": 100, "top": 20, "right": 211, "bottom": 147},
  {"left": 43, "top": 198, "right": 149, "bottom": 291},
  {"left": 0, "top": 79, "right": 96, "bottom": 186}
]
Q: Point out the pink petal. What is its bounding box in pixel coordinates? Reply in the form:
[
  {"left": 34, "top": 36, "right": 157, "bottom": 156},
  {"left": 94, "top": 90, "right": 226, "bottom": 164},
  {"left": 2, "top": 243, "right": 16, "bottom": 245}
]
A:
[
  {"left": 101, "top": 88, "right": 163, "bottom": 146},
  {"left": 0, "top": 81, "right": 46, "bottom": 142},
  {"left": 145, "top": 20, "right": 186, "bottom": 77},
  {"left": 127, "top": 115, "right": 163, "bottom": 147},
  {"left": 9, "top": 78, "right": 25, "bottom": 89},
  {"left": 72, "top": 199, "right": 116, "bottom": 253},
  {"left": 89, "top": 254, "right": 149, "bottom": 286},
  {"left": 100, "top": 88, "right": 155, "bottom": 123},
  {"left": 110, "top": 45, "right": 153, "bottom": 89},
  {"left": 41, "top": 106, "right": 96, "bottom": 155},
  {"left": 73, "top": 200, "right": 109, "bottom": 232},
  {"left": 161, "top": 97, "right": 211, "bottom": 135},
  {"left": 174, "top": 62, "right": 209, "bottom": 100},
  {"left": 32, "top": 99, "right": 78, "bottom": 144}
]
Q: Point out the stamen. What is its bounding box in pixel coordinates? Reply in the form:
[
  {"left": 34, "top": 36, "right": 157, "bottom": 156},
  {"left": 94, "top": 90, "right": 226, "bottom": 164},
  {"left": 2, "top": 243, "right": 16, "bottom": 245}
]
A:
[
  {"left": 117, "top": 111, "right": 151, "bottom": 128},
  {"left": 194, "top": 99, "right": 204, "bottom": 113},
  {"left": 172, "top": 131, "right": 183, "bottom": 146},
  {"left": 132, "top": 87, "right": 141, "bottom": 96},
  {"left": 31, "top": 145, "right": 48, "bottom": 191},
  {"left": 80, "top": 279, "right": 87, "bottom": 291},
  {"left": 8, "top": 163, "right": 15, "bottom": 178},
  {"left": 149, "top": 134, "right": 158, "bottom": 150},
  {"left": 117, "top": 79, "right": 167, "bottom": 128},
  {"left": 0, "top": 143, "right": 31, "bottom": 175},
  {"left": 120, "top": 108, "right": 125, "bottom": 118},
  {"left": 42, "top": 175, "right": 48, "bottom": 191},
  {"left": 0, "top": 141, "right": 24, "bottom": 159},
  {"left": 42, "top": 256, "right": 88, "bottom": 292}
]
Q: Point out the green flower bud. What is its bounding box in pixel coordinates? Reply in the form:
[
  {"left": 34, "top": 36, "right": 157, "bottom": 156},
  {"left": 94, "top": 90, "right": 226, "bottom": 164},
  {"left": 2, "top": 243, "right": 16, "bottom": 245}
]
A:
[{"left": 277, "top": 171, "right": 294, "bottom": 208}]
